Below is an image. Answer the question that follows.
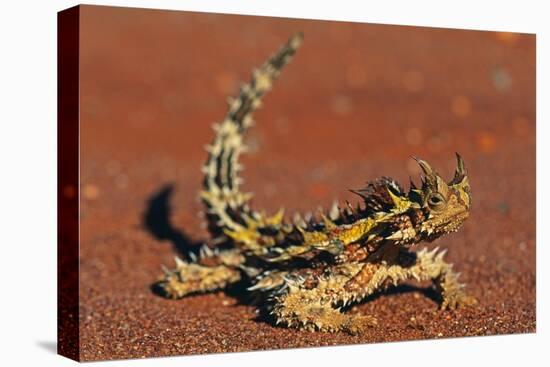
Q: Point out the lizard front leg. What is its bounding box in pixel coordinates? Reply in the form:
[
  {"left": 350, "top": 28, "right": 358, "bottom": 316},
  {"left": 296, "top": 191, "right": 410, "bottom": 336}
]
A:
[
  {"left": 337, "top": 247, "right": 475, "bottom": 316},
  {"left": 409, "top": 247, "right": 477, "bottom": 309},
  {"left": 366, "top": 247, "right": 476, "bottom": 309}
]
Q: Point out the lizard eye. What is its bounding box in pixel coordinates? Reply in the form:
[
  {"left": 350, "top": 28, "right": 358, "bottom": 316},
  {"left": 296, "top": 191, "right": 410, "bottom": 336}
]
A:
[{"left": 427, "top": 193, "right": 446, "bottom": 210}]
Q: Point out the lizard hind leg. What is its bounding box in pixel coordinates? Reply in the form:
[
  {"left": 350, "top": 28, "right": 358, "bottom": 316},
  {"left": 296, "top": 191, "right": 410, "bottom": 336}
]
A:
[
  {"left": 154, "top": 254, "right": 242, "bottom": 299},
  {"left": 270, "top": 274, "right": 377, "bottom": 334}
]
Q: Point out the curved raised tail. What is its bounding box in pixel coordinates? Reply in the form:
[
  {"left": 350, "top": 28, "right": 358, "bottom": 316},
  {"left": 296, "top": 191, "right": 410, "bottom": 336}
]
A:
[{"left": 201, "top": 33, "right": 303, "bottom": 246}]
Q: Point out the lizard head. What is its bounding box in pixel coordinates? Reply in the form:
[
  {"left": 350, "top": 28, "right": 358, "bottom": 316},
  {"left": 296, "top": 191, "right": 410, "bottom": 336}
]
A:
[{"left": 408, "top": 153, "right": 471, "bottom": 241}]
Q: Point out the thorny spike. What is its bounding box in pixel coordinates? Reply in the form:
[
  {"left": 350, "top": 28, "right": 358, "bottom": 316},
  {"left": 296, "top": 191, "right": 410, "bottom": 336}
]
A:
[
  {"left": 428, "top": 247, "right": 439, "bottom": 258},
  {"left": 320, "top": 213, "right": 336, "bottom": 229},
  {"left": 293, "top": 212, "right": 307, "bottom": 228},
  {"left": 349, "top": 189, "right": 367, "bottom": 200},
  {"left": 205, "top": 246, "right": 214, "bottom": 257},
  {"left": 450, "top": 152, "right": 467, "bottom": 185},
  {"left": 329, "top": 201, "right": 340, "bottom": 220},
  {"left": 161, "top": 265, "right": 171, "bottom": 277},
  {"left": 412, "top": 156, "right": 440, "bottom": 189},
  {"left": 385, "top": 230, "right": 404, "bottom": 241},
  {"left": 247, "top": 283, "right": 263, "bottom": 291},
  {"left": 413, "top": 156, "right": 434, "bottom": 177},
  {"left": 174, "top": 256, "right": 185, "bottom": 267},
  {"left": 316, "top": 206, "right": 324, "bottom": 216}
]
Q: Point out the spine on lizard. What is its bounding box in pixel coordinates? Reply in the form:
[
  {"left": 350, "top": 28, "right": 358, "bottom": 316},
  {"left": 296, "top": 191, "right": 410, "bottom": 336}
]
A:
[{"left": 201, "top": 33, "right": 304, "bottom": 244}]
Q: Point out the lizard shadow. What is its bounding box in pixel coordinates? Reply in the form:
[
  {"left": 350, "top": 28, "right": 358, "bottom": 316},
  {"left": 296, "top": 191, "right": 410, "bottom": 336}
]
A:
[
  {"left": 345, "top": 283, "right": 442, "bottom": 309},
  {"left": 145, "top": 183, "right": 234, "bottom": 299},
  {"left": 143, "top": 183, "right": 203, "bottom": 261},
  {"left": 145, "top": 184, "right": 246, "bottom": 299}
]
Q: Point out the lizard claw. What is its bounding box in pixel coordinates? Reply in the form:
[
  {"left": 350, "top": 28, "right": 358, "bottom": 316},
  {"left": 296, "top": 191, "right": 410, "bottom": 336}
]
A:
[
  {"left": 441, "top": 293, "right": 478, "bottom": 310},
  {"left": 342, "top": 314, "right": 378, "bottom": 335}
]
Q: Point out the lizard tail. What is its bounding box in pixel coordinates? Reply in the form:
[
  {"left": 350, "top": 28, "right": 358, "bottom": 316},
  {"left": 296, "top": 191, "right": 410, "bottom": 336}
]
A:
[{"left": 201, "top": 33, "right": 304, "bottom": 245}]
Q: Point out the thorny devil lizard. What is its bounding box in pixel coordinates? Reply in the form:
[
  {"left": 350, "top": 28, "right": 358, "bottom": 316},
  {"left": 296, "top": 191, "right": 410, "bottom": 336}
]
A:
[{"left": 154, "top": 33, "right": 476, "bottom": 334}]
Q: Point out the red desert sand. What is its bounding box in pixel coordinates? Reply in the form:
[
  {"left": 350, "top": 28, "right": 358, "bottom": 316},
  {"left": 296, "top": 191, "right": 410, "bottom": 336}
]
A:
[{"left": 64, "top": 6, "right": 535, "bottom": 361}]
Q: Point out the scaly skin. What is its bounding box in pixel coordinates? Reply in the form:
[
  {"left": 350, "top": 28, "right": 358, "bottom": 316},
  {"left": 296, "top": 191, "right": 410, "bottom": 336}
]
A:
[{"left": 154, "top": 33, "right": 476, "bottom": 334}]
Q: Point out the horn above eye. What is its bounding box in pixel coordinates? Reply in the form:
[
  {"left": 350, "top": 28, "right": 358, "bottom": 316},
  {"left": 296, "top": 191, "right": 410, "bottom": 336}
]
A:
[
  {"left": 413, "top": 156, "right": 434, "bottom": 176},
  {"left": 412, "top": 156, "right": 439, "bottom": 188},
  {"left": 449, "top": 152, "right": 467, "bottom": 185}
]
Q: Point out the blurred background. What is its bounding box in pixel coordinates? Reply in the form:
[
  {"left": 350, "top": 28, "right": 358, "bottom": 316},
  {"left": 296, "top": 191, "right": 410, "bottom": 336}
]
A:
[{"left": 74, "top": 5, "right": 535, "bottom": 361}]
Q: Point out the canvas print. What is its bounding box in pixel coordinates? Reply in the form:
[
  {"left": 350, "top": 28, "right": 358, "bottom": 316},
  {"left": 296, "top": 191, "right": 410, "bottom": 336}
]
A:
[{"left": 58, "top": 5, "right": 536, "bottom": 361}]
